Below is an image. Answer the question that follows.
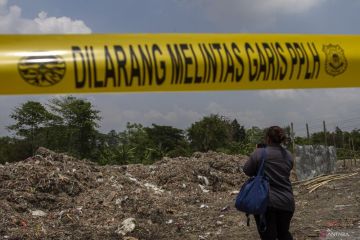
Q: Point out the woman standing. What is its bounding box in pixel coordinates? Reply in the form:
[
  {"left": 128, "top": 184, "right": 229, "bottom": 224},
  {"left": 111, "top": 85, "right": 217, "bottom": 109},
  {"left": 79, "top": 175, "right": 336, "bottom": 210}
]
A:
[{"left": 243, "top": 126, "right": 295, "bottom": 240}]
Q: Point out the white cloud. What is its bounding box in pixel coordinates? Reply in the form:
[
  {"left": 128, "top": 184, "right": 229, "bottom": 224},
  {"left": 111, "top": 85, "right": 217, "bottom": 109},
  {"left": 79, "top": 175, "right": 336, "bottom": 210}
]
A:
[
  {"left": 144, "top": 110, "right": 176, "bottom": 122},
  {"left": 258, "top": 90, "right": 304, "bottom": 100},
  {"left": 0, "top": 0, "right": 91, "bottom": 34},
  {"left": 206, "top": 102, "right": 223, "bottom": 113}
]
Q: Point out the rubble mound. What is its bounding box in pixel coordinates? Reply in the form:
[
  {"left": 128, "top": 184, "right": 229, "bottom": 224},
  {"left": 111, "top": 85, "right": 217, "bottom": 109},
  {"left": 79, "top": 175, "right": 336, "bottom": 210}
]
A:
[
  {"left": 1, "top": 148, "right": 359, "bottom": 239},
  {"left": 0, "top": 148, "right": 249, "bottom": 240}
]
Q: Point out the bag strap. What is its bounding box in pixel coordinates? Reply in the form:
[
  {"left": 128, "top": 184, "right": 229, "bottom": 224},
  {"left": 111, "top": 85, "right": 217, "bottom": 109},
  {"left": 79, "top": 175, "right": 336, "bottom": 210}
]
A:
[
  {"left": 246, "top": 213, "right": 250, "bottom": 226},
  {"left": 259, "top": 214, "right": 267, "bottom": 233},
  {"left": 280, "top": 146, "right": 292, "bottom": 163},
  {"left": 257, "top": 148, "right": 267, "bottom": 176}
]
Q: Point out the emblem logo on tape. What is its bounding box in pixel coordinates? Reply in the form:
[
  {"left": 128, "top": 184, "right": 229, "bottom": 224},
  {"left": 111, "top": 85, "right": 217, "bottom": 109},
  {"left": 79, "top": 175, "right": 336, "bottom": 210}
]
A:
[
  {"left": 322, "top": 44, "right": 348, "bottom": 77},
  {"left": 18, "top": 54, "right": 66, "bottom": 87}
]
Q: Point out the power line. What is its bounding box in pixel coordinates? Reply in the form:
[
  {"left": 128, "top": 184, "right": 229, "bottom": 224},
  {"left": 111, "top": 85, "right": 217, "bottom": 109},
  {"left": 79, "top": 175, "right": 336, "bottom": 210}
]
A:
[
  {"left": 293, "top": 115, "right": 360, "bottom": 132},
  {"left": 293, "top": 121, "right": 360, "bottom": 138},
  {"left": 290, "top": 110, "right": 360, "bottom": 126}
]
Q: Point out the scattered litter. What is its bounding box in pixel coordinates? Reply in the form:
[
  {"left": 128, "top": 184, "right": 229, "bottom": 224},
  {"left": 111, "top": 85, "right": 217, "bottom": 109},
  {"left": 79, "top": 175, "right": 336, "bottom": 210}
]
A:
[
  {"left": 334, "top": 204, "right": 353, "bottom": 210},
  {"left": 76, "top": 206, "right": 83, "bottom": 214},
  {"left": 1, "top": 147, "right": 358, "bottom": 239},
  {"left": 116, "top": 218, "right": 136, "bottom": 236},
  {"left": 199, "top": 232, "right": 211, "bottom": 239},
  {"left": 197, "top": 175, "right": 210, "bottom": 186},
  {"left": 124, "top": 237, "right": 139, "bottom": 240},
  {"left": 31, "top": 210, "right": 47, "bottom": 217},
  {"left": 230, "top": 190, "right": 239, "bottom": 195},
  {"left": 116, "top": 196, "right": 129, "bottom": 205},
  {"left": 144, "top": 183, "right": 164, "bottom": 194},
  {"left": 199, "top": 184, "right": 210, "bottom": 193},
  {"left": 220, "top": 206, "right": 230, "bottom": 212},
  {"left": 126, "top": 173, "right": 140, "bottom": 183}
]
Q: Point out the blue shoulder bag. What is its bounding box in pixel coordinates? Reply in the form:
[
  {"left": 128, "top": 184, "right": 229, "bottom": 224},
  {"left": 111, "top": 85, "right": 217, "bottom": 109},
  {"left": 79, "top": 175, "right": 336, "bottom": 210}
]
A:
[{"left": 235, "top": 148, "right": 269, "bottom": 228}]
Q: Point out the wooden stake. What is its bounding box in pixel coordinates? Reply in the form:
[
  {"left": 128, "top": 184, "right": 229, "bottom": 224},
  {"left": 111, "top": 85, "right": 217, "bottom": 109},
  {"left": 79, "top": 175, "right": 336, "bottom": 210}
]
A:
[
  {"left": 323, "top": 121, "right": 327, "bottom": 146},
  {"left": 308, "top": 173, "right": 358, "bottom": 193},
  {"left": 306, "top": 123, "right": 310, "bottom": 145}
]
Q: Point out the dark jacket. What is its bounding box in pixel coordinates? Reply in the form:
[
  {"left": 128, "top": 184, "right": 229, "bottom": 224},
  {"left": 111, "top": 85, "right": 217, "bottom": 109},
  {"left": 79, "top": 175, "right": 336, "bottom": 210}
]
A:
[{"left": 243, "top": 145, "right": 295, "bottom": 212}]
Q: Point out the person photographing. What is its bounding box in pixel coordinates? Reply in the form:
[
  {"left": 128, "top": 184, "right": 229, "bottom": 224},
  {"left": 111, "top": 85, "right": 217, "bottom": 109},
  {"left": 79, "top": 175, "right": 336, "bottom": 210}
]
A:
[{"left": 243, "top": 126, "right": 295, "bottom": 240}]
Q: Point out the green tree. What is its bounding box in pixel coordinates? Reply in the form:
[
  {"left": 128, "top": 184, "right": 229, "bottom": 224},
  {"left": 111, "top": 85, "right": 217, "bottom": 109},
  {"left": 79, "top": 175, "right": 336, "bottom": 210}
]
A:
[
  {"left": 187, "top": 114, "right": 232, "bottom": 152},
  {"left": 223, "top": 126, "right": 265, "bottom": 156},
  {"left": 145, "top": 124, "right": 190, "bottom": 158},
  {"left": 118, "top": 123, "right": 154, "bottom": 164},
  {"left": 334, "top": 126, "right": 344, "bottom": 148},
  {"left": 0, "top": 137, "right": 33, "bottom": 164},
  {"left": 99, "top": 124, "right": 190, "bottom": 165},
  {"left": 8, "top": 101, "right": 55, "bottom": 155},
  {"left": 350, "top": 129, "right": 360, "bottom": 151},
  {"left": 230, "top": 119, "right": 246, "bottom": 143},
  {"left": 48, "top": 96, "right": 101, "bottom": 158},
  {"left": 106, "top": 130, "right": 120, "bottom": 147},
  {"left": 311, "top": 132, "right": 326, "bottom": 145},
  {"left": 294, "top": 136, "right": 308, "bottom": 145},
  {"left": 245, "top": 126, "right": 265, "bottom": 146}
]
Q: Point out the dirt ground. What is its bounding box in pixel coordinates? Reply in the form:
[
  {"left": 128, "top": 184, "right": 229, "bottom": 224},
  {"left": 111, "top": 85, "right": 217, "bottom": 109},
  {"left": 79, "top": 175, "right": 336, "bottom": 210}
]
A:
[{"left": 0, "top": 148, "right": 359, "bottom": 240}]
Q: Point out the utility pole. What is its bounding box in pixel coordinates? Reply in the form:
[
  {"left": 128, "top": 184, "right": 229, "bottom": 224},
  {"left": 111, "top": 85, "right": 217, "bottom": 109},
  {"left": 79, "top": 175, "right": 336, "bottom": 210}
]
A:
[
  {"left": 306, "top": 123, "right": 310, "bottom": 145},
  {"left": 323, "top": 121, "right": 327, "bottom": 146}
]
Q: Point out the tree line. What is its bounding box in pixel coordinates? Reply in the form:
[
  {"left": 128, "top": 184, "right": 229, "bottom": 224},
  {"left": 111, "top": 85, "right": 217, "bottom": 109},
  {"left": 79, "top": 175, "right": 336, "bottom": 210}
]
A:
[{"left": 0, "top": 96, "right": 359, "bottom": 164}]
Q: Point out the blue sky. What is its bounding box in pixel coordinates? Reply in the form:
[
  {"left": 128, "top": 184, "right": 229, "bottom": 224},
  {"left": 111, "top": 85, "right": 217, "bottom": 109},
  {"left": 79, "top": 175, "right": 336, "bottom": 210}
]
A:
[{"left": 1, "top": 0, "right": 360, "bottom": 136}]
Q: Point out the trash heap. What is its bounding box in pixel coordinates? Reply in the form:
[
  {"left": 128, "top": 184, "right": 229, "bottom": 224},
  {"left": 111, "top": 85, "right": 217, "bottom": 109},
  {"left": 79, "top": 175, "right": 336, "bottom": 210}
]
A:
[{"left": 0, "top": 148, "right": 249, "bottom": 240}]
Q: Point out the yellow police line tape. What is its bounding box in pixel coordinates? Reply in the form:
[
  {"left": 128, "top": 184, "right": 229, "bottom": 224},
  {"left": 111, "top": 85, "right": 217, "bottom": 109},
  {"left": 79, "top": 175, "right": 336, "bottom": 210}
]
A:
[{"left": 0, "top": 34, "right": 359, "bottom": 95}]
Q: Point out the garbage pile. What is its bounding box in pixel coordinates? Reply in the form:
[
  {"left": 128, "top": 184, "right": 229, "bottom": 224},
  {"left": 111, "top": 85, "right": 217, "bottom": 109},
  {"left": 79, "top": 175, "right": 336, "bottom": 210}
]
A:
[
  {"left": 0, "top": 148, "right": 250, "bottom": 240},
  {"left": 2, "top": 148, "right": 359, "bottom": 240}
]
